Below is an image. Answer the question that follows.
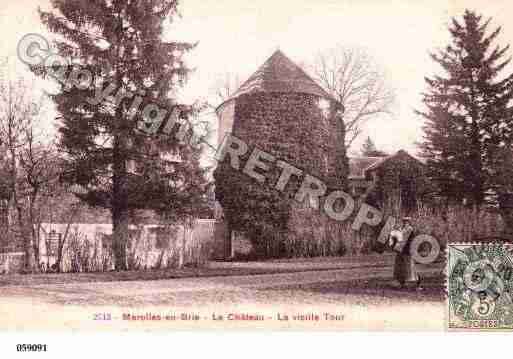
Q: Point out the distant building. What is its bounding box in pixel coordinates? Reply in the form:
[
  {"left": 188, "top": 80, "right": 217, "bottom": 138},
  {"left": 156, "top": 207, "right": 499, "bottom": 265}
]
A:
[{"left": 348, "top": 150, "right": 430, "bottom": 212}]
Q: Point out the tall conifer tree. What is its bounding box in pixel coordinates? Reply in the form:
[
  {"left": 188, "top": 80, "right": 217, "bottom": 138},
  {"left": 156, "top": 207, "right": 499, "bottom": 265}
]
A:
[
  {"left": 34, "top": 0, "right": 202, "bottom": 270},
  {"left": 418, "top": 10, "right": 513, "bottom": 206}
]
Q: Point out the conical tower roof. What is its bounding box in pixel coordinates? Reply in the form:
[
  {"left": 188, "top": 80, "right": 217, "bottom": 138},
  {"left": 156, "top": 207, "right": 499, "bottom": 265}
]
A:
[{"left": 217, "top": 50, "right": 333, "bottom": 111}]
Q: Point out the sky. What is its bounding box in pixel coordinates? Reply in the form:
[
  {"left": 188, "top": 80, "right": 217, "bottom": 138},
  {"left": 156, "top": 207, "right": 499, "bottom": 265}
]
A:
[{"left": 1, "top": 0, "right": 513, "bottom": 156}]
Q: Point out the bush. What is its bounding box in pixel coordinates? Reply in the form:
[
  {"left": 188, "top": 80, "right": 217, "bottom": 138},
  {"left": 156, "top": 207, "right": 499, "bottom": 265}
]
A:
[
  {"left": 411, "top": 205, "right": 504, "bottom": 246},
  {"left": 239, "top": 201, "right": 505, "bottom": 259},
  {"left": 66, "top": 230, "right": 94, "bottom": 273},
  {"left": 246, "top": 203, "right": 360, "bottom": 258}
]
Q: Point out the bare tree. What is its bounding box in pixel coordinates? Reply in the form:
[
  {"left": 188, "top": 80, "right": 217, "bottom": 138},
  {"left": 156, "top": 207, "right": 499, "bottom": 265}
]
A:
[
  {"left": 310, "top": 46, "right": 395, "bottom": 147},
  {"left": 0, "top": 156, "right": 10, "bottom": 246},
  {"left": 0, "top": 77, "right": 38, "bottom": 271},
  {"left": 18, "top": 133, "right": 60, "bottom": 269},
  {"left": 0, "top": 60, "right": 64, "bottom": 272}
]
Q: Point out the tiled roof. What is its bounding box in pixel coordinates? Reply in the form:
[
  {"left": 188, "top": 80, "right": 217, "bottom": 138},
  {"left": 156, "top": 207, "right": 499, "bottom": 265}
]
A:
[{"left": 217, "top": 50, "right": 333, "bottom": 111}]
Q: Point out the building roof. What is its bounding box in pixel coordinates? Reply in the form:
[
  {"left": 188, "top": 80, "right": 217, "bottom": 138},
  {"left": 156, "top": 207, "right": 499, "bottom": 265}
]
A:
[
  {"left": 348, "top": 150, "right": 423, "bottom": 179},
  {"left": 217, "top": 50, "right": 334, "bottom": 112},
  {"left": 348, "top": 156, "right": 384, "bottom": 179}
]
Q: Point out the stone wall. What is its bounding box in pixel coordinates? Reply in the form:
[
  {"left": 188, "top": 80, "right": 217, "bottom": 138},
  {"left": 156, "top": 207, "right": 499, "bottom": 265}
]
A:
[
  {"left": 38, "top": 220, "right": 222, "bottom": 272},
  {"left": 0, "top": 220, "right": 223, "bottom": 273}
]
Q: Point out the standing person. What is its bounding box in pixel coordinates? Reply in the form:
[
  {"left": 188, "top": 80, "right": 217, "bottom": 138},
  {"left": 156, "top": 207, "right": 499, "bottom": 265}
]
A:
[{"left": 389, "top": 217, "right": 423, "bottom": 290}]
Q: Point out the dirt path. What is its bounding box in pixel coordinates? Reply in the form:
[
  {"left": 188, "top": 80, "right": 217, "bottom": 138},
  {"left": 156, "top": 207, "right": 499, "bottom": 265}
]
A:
[
  {"left": 0, "top": 260, "right": 442, "bottom": 300},
  {"left": 0, "top": 260, "right": 445, "bottom": 330},
  {"left": 0, "top": 254, "right": 398, "bottom": 287}
]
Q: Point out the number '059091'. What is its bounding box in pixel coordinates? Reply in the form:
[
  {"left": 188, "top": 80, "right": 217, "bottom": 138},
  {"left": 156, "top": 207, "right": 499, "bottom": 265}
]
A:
[{"left": 16, "top": 344, "right": 47, "bottom": 352}]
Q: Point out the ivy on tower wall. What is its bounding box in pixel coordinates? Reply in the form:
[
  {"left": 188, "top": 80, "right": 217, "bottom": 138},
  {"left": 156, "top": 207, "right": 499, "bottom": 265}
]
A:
[{"left": 214, "top": 92, "right": 344, "bottom": 256}]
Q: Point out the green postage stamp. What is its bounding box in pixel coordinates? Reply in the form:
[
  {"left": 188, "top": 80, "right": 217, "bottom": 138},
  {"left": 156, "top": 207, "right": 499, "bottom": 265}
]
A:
[{"left": 447, "top": 243, "right": 513, "bottom": 330}]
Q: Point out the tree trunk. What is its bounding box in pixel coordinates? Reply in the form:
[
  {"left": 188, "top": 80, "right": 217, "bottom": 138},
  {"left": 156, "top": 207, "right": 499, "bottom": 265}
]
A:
[
  {"left": 112, "top": 132, "right": 129, "bottom": 271},
  {"left": 54, "top": 205, "right": 80, "bottom": 273},
  {"left": 28, "top": 195, "right": 41, "bottom": 273},
  {"left": 224, "top": 222, "right": 233, "bottom": 260},
  {"left": 328, "top": 101, "right": 349, "bottom": 190},
  {"left": 178, "top": 223, "right": 187, "bottom": 268},
  {"left": 0, "top": 200, "right": 8, "bottom": 248},
  {"left": 8, "top": 147, "right": 34, "bottom": 272},
  {"left": 112, "top": 207, "right": 128, "bottom": 270},
  {"left": 16, "top": 208, "right": 34, "bottom": 273},
  {"left": 55, "top": 239, "right": 64, "bottom": 273}
]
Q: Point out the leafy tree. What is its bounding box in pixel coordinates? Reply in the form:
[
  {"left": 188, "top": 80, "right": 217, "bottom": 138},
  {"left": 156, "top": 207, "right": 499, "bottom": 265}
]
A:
[
  {"left": 418, "top": 10, "right": 513, "bottom": 206},
  {"left": 34, "top": 0, "right": 202, "bottom": 270},
  {"left": 361, "top": 136, "right": 388, "bottom": 157}
]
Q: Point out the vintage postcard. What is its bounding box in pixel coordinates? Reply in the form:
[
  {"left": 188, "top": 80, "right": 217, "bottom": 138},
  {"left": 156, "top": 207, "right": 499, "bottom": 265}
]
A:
[{"left": 1, "top": 0, "right": 513, "bottom": 342}]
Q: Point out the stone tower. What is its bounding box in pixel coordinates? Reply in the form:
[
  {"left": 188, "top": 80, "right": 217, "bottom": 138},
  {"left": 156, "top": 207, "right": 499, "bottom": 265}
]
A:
[
  {"left": 214, "top": 50, "right": 346, "bottom": 258},
  {"left": 217, "top": 50, "right": 336, "bottom": 145}
]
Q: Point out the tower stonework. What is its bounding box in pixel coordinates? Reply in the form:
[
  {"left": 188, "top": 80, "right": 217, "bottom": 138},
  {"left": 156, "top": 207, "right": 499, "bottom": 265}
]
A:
[{"left": 214, "top": 50, "right": 346, "bottom": 258}]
